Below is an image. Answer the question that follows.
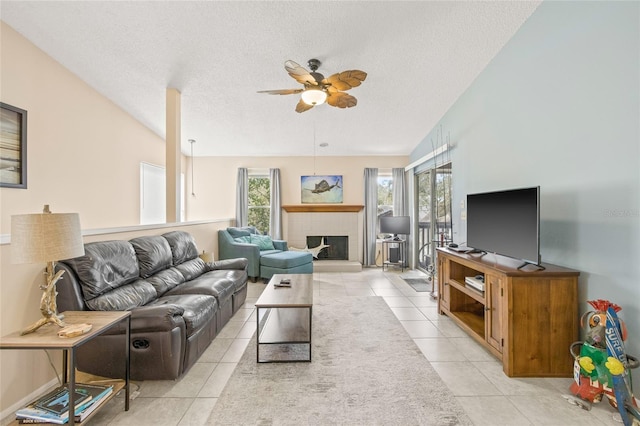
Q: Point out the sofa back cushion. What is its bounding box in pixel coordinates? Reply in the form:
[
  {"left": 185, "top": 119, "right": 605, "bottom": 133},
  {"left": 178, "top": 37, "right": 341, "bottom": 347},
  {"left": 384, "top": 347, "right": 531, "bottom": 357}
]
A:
[
  {"left": 226, "top": 226, "right": 257, "bottom": 238},
  {"left": 162, "top": 231, "right": 199, "bottom": 265},
  {"left": 130, "top": 235, "right": 173, "bottom": 278},
  {"left": 63, "top": 240, "right": 140, "bottom": 300},
  {"left": 85, "top": 279, "right": 157, "bottom": 311}
]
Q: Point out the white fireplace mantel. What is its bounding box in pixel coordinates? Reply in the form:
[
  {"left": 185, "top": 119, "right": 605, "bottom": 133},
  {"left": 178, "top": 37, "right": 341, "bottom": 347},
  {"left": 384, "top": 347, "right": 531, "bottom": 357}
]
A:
[{"left": 282, "top": 205, "right": 363, "bottom": 213}]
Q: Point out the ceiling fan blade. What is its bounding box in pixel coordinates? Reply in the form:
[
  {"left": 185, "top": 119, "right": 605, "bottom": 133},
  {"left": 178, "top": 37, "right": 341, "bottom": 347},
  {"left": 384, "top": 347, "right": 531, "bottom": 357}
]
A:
[
  {"left": 327, "top": 92, "right": 357, "bottom": 109},
  {"left": 257, "top": 89, "right": 303, "bottom": 95},
  {"left": 295, "top": 99, "right": 314, "bottom": 113},
  {"left": 322, "top": 70, "right": 367, "bottom": 91},
  {"left": 285, "top": 60, "right": 318, "bottom": 86}
]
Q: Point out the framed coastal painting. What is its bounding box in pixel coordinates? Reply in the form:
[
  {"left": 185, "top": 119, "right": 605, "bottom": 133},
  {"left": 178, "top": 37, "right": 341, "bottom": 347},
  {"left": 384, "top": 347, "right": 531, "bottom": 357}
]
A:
[
  {"left": 0, "top": 102, "right": 27, "bottom": 188},
  {"left": 301, "top": 175, "right": 343, "bottom": 204}
]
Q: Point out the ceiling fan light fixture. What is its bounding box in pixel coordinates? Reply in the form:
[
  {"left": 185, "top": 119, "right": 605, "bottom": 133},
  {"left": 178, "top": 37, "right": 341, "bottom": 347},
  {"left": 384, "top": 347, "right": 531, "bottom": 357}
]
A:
[{"left": 301, "top": 88, "right": 327, "bottom": 106}]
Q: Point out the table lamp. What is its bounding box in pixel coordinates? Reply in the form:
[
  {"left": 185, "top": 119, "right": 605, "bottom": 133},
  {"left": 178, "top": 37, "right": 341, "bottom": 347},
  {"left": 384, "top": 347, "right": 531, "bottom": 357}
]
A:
[{"left": 11, "top": 205, "right": 85, "bottom": 335}]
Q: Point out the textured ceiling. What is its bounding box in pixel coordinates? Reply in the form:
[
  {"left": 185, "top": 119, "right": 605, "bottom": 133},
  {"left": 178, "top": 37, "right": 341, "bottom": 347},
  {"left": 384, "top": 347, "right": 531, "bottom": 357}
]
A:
[{"left": 1, "top": 1, "right": 540, "bottom": 157}]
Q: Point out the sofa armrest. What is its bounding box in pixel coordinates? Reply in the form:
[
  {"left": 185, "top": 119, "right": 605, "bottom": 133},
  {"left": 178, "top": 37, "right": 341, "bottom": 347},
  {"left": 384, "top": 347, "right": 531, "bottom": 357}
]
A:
[
  {"left": 130, "top": 304, "right": 186, "bottom": 333},
  {"left": 272, "top": 240, "right": 288, "bottom": 251},
  {"left": 207, "top": 258, "right": 248, "bottom": 271},
  {"left": 218, "top": 230, "right": 261, "bottom": 277}
]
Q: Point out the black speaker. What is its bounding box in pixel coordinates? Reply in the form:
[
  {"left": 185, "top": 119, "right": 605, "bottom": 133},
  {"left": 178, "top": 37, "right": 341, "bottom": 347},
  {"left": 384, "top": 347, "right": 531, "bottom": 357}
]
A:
[{"left": 389, "top": 247, "right": 400, "bottom": 263}]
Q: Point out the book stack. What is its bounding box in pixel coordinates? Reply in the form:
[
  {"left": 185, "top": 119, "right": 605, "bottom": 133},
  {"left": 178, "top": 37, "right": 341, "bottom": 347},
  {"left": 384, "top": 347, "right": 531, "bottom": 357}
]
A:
[{"left": 16, "top": 383, "right": 113, "bottom": 424}]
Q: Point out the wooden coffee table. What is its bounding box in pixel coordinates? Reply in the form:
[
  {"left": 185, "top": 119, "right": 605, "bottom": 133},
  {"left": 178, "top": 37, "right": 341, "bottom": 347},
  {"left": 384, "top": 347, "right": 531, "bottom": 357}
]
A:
[{"left": 255, "top": 274, "right": 313, "bottom": 363}]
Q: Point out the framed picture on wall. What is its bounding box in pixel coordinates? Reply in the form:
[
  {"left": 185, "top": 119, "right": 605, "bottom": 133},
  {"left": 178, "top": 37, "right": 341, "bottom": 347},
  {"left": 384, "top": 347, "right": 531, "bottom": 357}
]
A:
[
  {"left": 301, "top": 175, "right": 343, "bottom": 204},
  {"left": 0, "top": 102, "right": 27, "bottom": 188}
]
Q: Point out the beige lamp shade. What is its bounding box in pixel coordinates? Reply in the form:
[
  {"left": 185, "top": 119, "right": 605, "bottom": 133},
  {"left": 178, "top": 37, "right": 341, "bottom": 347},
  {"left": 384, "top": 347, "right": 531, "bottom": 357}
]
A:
[{"left": 11, "top": 212, "right": 85, "bottom": 264}]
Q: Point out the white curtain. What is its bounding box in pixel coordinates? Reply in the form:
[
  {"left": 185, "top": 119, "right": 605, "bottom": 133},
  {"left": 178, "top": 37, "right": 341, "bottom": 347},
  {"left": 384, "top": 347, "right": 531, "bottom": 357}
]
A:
[
  {"left": 363, "top": 168, "right": 379, "bottom": 266},
  {"left": 269, "top": 168, "right": 282, "bottom": 239},
  {"left": 392, "top": 168, "right": 406, "bottom": 216},
  {"left": 235, "top": 168, "right": 248, "bottom": 227}
]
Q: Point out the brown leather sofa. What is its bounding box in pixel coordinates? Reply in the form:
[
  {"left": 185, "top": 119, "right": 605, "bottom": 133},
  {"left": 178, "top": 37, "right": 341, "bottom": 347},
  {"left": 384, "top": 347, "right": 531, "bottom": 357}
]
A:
[{"left": 55, "top": 231, "right": 248, "bottom": 380}]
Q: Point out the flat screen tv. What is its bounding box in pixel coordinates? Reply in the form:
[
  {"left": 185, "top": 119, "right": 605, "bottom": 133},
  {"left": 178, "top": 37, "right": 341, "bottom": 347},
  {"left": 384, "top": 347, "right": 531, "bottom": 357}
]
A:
[
  {"left": 380, "top": 216, "right": 410, "bottom": 241},
  {"left": 466, "top": 186, "right": 540, "bottom": 265}
]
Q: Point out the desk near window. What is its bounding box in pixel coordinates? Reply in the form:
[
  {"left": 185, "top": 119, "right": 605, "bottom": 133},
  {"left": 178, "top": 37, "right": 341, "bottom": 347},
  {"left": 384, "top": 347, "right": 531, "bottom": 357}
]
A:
[{"left": 381, "top": 238, "right": 407, "bottom": 272}]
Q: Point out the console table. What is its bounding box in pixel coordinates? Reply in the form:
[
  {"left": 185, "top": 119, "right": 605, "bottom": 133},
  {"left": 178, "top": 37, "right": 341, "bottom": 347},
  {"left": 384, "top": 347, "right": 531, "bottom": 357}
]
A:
[
  {"left": 436, "top": 248, "right": 580, "bottom": 377},
  {"left": 0, "top": 311, "right": 131, "bottom": 424}
]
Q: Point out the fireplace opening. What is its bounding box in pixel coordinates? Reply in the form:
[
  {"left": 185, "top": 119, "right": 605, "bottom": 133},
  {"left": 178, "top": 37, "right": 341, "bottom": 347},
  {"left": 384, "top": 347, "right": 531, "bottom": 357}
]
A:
[{"left": 306, "top": 236, "right": 348, "bottom": 260}]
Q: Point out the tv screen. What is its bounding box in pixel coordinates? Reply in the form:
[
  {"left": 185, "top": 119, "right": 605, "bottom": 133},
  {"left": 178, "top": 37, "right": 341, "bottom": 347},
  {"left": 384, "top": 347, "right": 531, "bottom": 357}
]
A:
[
  {"left": 466, "top": 186, "right": 540, "bottom": 265},
  {"left": 380, "top": 216, "right": 410, "bottom": 240}
]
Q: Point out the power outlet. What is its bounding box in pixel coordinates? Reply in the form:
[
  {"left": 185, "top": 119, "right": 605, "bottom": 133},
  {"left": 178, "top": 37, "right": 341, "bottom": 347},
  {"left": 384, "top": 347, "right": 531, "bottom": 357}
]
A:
[{"left": 461, "top": 210, "right": 467, "bottom": 221}]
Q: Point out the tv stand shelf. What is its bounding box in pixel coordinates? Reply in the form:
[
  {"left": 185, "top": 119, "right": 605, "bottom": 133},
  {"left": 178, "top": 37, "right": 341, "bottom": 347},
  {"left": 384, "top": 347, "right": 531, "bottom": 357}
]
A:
[{"left": 437, "top": 248, "right": 580, "bottom": 377}]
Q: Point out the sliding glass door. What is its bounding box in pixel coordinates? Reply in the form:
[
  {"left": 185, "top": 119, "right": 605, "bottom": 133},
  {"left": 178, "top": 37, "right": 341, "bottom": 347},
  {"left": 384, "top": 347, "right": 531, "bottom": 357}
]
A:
[{"left": 415, "top": 162, "right": 452, "bottom": 273}]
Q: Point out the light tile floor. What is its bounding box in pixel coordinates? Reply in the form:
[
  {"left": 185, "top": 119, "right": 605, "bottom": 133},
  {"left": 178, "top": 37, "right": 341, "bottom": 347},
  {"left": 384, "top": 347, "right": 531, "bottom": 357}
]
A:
[{"left": 7, "top": 269, "right": 630, "bottom": 425}]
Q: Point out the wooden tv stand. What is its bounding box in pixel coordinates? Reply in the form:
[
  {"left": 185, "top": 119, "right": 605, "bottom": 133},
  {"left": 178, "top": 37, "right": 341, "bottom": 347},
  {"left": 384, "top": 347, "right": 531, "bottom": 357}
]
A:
[{"left": 436, "top": 248, "right": 580, "bottom": 377}]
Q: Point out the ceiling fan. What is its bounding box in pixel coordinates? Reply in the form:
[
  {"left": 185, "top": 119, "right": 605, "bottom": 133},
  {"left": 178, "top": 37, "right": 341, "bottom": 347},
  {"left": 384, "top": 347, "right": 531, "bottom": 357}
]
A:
[{"left": 258, "top": 59, "right": 367, "bottom": 113}]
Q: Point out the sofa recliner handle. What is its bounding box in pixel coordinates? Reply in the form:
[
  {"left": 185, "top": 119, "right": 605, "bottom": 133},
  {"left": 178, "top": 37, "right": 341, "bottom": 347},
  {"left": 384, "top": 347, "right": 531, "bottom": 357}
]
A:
[{"left": 132, "top": 339, "right": 150, "bottom": 349}]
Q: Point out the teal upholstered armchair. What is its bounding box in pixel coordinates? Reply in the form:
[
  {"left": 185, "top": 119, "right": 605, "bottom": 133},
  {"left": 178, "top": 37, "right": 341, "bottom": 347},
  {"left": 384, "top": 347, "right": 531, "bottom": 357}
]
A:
[{"left": 218, "top": 226, "right": 288, "bottom": 281}]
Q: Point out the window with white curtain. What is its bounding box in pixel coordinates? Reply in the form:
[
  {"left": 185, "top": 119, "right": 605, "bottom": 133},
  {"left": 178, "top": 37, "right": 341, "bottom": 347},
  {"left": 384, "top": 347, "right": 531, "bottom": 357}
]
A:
[
  {"left": 377, "top": 172, "right": 394, "bottom": 233},
  {"left": 248, "top": 171, "right": 271, "bottom": 234}
]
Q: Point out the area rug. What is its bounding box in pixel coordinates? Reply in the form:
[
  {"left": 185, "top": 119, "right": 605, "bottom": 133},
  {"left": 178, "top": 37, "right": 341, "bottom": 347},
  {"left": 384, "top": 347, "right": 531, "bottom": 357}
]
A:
[
  {"left": 207, "top": 296, "right": 471, "bottom": 425},
  {"left": 402, "top": 277, "right": 432, "bottom": 292}
]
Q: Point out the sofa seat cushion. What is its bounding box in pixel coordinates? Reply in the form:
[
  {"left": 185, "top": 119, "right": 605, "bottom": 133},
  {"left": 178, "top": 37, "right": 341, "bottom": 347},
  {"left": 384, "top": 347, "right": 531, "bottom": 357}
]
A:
[
  {"left": 166, "top": 273, "right": 235, "bottom": 302},
  {"left": 174, "top": 258, "right": 208, "bottom": 281},
  {"left": 205, "top": 269, "right": 248, "bottom": 292},
  {"left": 130, "top": 235, "right": 173, "bottom": 278},
  {"left": 260, "top": 251, "right": 313, "bottom": 269},
  {"left": 146, "top": 267, "right": 186, "bottom": 296},
  {"left": 259, "top": 249, "right": 282, "bottom": 257},
  {"left": 151, "top": 294, "right": 217, "bottom": 337},
  {"left": 64, "top": 240, "right": 140, "bottom": 300}
]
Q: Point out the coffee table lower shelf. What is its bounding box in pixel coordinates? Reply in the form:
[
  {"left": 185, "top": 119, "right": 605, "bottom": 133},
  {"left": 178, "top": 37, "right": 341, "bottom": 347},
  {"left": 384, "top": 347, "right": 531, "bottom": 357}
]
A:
[{"left": 256, "top": 307, "right": 312, "bottom": 363}]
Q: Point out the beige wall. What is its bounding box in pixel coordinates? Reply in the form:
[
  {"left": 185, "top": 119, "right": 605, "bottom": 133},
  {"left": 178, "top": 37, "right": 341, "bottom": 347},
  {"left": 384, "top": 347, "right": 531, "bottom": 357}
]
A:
[
  {"left": 0, "top": 22, "right": 174, "bottom": 416},
  {"left": 0, "top": 22, "right": 167, "bottom": 232},
  {"left": 185, "top": 156, "right": 409, "bottom": 222}
]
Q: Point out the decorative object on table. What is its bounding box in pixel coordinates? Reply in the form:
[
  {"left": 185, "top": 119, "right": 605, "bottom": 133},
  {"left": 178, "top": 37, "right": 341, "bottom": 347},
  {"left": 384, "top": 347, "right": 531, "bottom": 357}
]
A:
[
  {"left": 258, "top": 59, "right": 367, "bottom": 113},
  {"left": 198, "top": 250, "right": 214, "bottom": 263},
  {"left": 301, "top": 175, "right": 342, "bottom": 203},
  {"left": 0, "top": 102, "right": 28, "bottom": 188},
  {"left": 11, "top": 205, "right": 85, "bottom": 335},
  {"left": 58, "top": 323, "right": 93, "bottom": 338}
]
